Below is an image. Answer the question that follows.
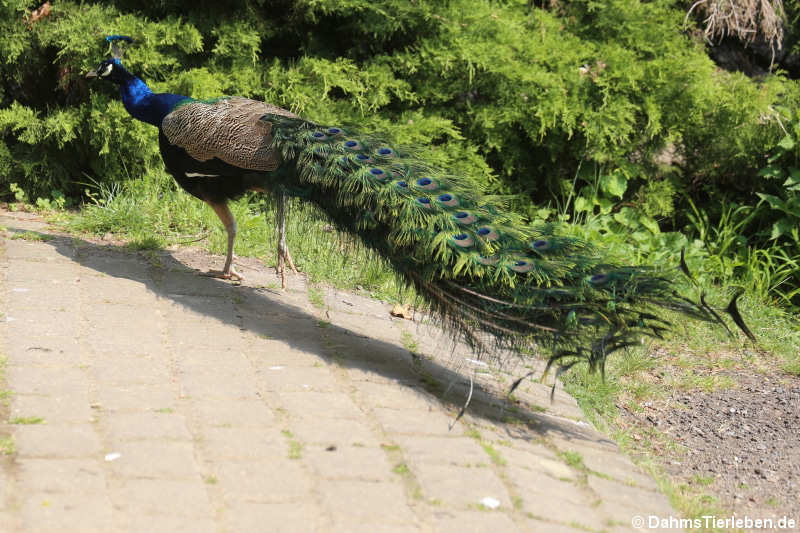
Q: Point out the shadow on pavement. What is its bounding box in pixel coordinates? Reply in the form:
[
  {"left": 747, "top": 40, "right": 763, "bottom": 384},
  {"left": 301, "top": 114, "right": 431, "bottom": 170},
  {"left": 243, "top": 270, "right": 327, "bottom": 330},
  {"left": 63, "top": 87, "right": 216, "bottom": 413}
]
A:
[{"left": 9, "top": 223, "right": 611, "bottom": 447}]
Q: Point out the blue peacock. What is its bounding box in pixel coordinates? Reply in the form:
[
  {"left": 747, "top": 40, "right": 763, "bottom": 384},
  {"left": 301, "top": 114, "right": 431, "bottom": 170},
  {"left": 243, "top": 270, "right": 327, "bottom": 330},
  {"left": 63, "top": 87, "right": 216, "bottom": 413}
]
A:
[{"left": 86, "top": 36, "right": 753, "bottom": 379}]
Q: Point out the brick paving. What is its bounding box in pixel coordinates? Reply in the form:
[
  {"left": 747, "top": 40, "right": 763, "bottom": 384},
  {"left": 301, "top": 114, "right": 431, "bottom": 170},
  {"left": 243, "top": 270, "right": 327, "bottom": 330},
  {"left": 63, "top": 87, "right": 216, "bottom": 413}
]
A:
[{"left": 0, "top": 209, "right": 680, "bottom": 532}]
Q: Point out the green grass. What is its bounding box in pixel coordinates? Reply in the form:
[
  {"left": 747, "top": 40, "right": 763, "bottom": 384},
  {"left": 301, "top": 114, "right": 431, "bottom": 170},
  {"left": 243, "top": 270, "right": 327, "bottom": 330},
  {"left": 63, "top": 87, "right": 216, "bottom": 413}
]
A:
[
  {"left": 400, "top": 331, "right": 419, "bottom": 354},
  {"left": 280, "top": 430, "right": 303, "bottom": 460},
  {"left": 9, "top": 416, "right": 45, "bottom": 425},
  {"left": 558, "top": 450, "right": 585, "bottom": 470},
  {"left": 0, "top": 355, "right": 8, "bottom": 408},
  {"left": 690, "top": 474, "right": 715, "bottom": 487},
  {"left": 10, "top": 231, "right": 53, "bottom": 242},
  {"left": 392, "top": 463, "right": 410, "bottom": 475},
  {"left": 126, "top": 235, "right": 162, "bottom": 250},
  {"left": 0, "top": 355, "right": 14, "bottom": 457},
  {"left": 464, "top": 427, "right": 481, "bottom": 440},
  {"left": 480, "top": 442, "right": 507, "bottom": 467},
  {"left": 465, "top": 427, "right": 508, "bottom": 467},
  {"left": 0, "top": 437, "right": 14, "bottom": 455},
  {"left": 307, "top": 287, "right": 326, "bottom": 309},
  {"left": 288, "top": 440, "right": 303, "bottom": 459}
]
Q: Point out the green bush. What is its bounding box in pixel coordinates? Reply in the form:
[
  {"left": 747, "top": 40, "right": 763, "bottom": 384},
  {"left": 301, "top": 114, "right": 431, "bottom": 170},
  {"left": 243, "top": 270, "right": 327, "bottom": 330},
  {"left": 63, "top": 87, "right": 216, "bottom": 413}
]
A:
[{"left": 1, "top": 0, "right": 799, "bottom": 305}]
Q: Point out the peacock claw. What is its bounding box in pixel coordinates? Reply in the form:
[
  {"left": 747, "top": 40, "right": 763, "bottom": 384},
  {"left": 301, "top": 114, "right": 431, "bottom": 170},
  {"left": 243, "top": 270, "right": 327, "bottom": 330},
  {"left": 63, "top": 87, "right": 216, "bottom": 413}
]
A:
[
  {"left": 276, "top": 247, "right": 297, "bottom": 289},
  {"left": 201, "top": 268, "right": 244, "bottom": 282}
]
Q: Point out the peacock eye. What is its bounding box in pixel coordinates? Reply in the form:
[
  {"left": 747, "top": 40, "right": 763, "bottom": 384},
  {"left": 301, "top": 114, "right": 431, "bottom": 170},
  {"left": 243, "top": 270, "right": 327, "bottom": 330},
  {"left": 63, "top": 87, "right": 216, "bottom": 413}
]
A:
[
  {"left": 416, "top": 197, "right": 432, "bottom": 208},
  {"left": 327, "top": 127, "right": 343, "bottom": 135},
  {"left": 311, "top": 132, "right": 327, "bottom": 140},
  {"left": 509, "top": 259, "right": 532, "bottom": 272},
  {"left": 477, "top": 227, "right": 499, "bottom": 241},
  {"left": 453, "top": 211, "right": 477, "bottom": 224},
  {"left": 532, "top": 239, "right": 551, "bottom": 250},
  {"left": 437, "top": 194, "right": 459, "bottom": 207},
  {"left": 396, "top": 180, "right": 408, "bottom": 188},
  {"left": 589, "top": 273, "right": 609, "bottom": 285},
  {"left": 369, "top": 168, "right": 387, "bottom": 179},
  {"left": 415, "top": 177, "right": 439, "bottom": 191},
  {"left": 377, "top": 147, "right": 394, "bottom": 157},
  {"left": 355, "top": 154, "right": 371, "bottom": 162},
  {"left": 451, "top": 233, "right": 474, "bottom": 247},
  {"left": 343, "top": 140, "right": 362, "bottom": 150}
]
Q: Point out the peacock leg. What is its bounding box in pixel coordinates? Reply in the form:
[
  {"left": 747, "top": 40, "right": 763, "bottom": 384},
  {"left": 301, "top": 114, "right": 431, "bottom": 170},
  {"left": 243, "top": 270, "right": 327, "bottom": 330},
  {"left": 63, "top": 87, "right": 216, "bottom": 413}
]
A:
[
  {"left": 275, "top": 190, "right": 297, "bottom": 289},
  {"left": 205, "top": 201, "right": 244, "bottom": 281}
]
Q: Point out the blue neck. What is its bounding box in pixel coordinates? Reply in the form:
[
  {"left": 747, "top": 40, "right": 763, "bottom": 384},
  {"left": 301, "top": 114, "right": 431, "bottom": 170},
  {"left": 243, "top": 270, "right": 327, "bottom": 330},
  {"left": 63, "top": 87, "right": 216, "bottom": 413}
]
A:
[{"left": 116, "top": 66, "right": 188, "bottom": 127}]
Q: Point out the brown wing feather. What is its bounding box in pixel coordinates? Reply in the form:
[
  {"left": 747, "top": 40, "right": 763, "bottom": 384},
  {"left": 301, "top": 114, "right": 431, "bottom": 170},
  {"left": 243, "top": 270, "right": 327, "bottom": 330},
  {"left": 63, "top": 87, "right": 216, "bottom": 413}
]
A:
[{"left": 161, "top": 97, "right": 297, "bottom": 172}]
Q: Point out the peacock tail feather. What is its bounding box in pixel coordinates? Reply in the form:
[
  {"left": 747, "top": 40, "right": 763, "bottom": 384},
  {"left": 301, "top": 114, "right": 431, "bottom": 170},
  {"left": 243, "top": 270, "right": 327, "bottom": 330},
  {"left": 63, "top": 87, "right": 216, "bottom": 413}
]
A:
[
  {"left": 262, "top": 113, "right": 745, "bottom": 374},
  {"left": 88, "top": 34, "right": 750, "bottom": 378}
]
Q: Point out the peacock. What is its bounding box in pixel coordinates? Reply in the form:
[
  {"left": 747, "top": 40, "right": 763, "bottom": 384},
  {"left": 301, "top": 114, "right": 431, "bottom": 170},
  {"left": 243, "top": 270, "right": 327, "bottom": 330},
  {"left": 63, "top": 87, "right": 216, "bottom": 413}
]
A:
[
  {"left": 85, "top": 36, "right": 753, "bottom": 381},
  {"left": 87, "top": 36, "right": 297, "bottom": 286}
]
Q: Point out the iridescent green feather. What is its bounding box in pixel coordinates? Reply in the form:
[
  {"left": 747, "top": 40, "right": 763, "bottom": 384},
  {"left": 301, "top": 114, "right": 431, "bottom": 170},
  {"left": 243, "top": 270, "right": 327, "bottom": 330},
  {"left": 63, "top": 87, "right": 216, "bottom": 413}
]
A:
[{"left": 264, "top": 114, "right": 746, "bottom": 375}]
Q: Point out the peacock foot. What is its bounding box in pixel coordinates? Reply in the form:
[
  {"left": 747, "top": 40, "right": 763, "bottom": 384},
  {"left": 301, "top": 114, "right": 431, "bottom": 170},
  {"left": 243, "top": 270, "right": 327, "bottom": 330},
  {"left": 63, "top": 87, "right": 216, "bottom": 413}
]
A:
[
  {"left": 200, "top": 268, "right": 244, "bottom": 282},
  {"left": 276, "top": 248, "right": 298, "bottom": 289}
]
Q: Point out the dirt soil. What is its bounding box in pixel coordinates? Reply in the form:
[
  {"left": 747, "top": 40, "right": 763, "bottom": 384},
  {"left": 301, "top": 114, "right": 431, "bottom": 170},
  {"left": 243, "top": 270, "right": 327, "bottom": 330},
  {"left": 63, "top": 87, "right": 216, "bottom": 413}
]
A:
[{"left": 625, "top": 369, "right": 800, "bottom": 524}]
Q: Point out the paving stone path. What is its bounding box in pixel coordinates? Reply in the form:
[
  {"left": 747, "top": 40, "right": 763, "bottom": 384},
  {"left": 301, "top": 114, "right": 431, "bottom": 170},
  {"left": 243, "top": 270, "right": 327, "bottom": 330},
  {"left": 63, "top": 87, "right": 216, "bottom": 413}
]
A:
[{"left": 0, "top": 209, "right": 680, "bottom": 532}]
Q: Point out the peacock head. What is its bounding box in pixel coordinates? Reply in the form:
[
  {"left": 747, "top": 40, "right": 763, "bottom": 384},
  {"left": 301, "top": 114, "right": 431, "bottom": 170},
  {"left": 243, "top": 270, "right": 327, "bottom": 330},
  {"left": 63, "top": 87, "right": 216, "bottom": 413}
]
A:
[
  {"left": 85, "top": 35, "right": 133, "bottom": 83},
  {"left": 85, "top": 58, "right": 125, "bottom": 82}
]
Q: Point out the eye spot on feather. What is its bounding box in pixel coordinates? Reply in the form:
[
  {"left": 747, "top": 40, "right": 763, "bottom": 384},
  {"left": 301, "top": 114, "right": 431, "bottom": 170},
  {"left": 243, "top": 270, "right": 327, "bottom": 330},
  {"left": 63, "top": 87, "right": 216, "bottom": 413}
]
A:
[
  {"left": 355, "top": 154, "right": 372, "bottom": 163},
  {"left": 343, "top": 140, "right": 362, "bottom": 151},
  {"left": 477, "top": 227, "right": 499, "bottom": 241},
  {"left": 416, "top": 177, "right": 439, "bottom": 191},
  {"left": 510, "top": 259, "right": 533, "bottom": 273},
  {"left": 377, "top": 147, "right": 394, "bottom": 157},
  {"left": 454, "top": 211, "right": 477, "bottom": 224},
  {"left": 532, "top": 239, "right": 552, "bottom": 251},
  {"left": 416, "top": 197, "right": 432, "bottom": 208},
  {"left": 327, "top": 127, "right": 343, "bottom": 135},
  {"left": 589, "top": 273, "right": 610, "bottom": 285},
  {"left": 437, "top": 193, "right": 459, "bottom": 207},
  {"left": 452, "top": 233, "right": 474, "bottom": 247},
  {"left": 369, "top": 168, "right": 389, "bottom": 180},
  {"left": 311, "top": 132, "right": 327, "bottom": 141},
  {"left": 395, "top": 180, "right": 409, "bottom": 189}
]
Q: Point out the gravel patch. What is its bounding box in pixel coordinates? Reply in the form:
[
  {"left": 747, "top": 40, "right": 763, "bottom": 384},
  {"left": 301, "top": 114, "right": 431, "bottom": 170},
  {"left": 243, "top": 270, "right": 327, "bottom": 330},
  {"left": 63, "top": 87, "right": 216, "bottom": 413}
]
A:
[{"left": 628, "top": 370, "right": 800, "bottom": 524}]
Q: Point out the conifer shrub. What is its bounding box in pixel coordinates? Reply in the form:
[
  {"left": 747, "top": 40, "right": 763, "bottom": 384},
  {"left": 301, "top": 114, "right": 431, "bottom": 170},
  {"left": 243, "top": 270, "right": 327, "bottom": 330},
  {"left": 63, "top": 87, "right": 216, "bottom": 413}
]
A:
[{"left": 1, "top": 0, "right": 798, "bottom": 304}]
